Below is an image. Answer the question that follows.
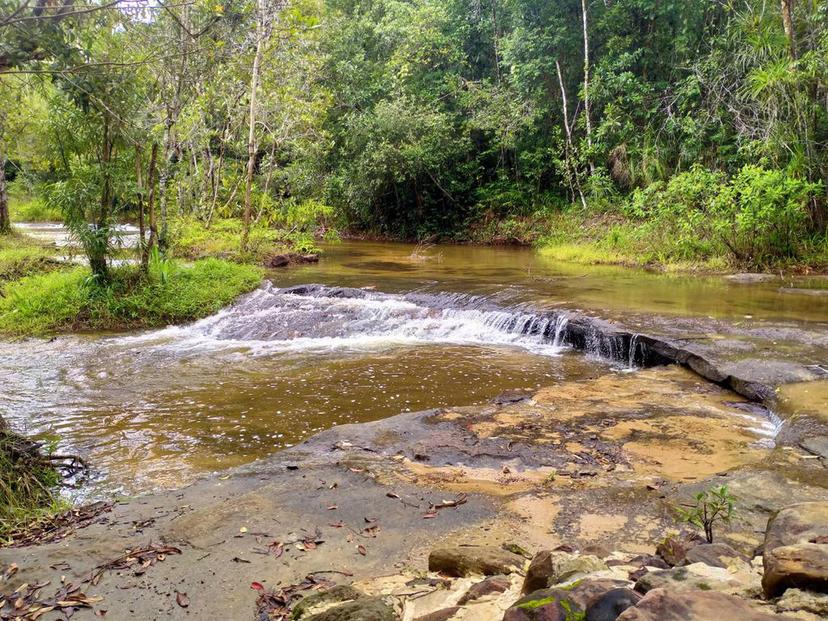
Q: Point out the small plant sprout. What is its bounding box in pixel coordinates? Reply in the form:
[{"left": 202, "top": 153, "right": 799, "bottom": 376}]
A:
[{"left": 675, "top": 485, "right": 736, "bottom": 543}]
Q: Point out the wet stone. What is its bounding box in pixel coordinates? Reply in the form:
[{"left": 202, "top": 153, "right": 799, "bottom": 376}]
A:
[
  {"left": 800, "top": 436, "right": 828, "bottom": 460},
  {"left": 428, "top": 546, "right": 525, "bottom": 578},
  {"left": 505, "top": 580, "right": 629, "bottom": 621}
]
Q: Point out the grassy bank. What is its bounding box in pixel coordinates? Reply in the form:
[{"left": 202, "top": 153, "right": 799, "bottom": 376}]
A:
[
  {"left": 0, "top": 424, "right": 63, "bottom": 540},
  {"left": 8, "top": 185, "right": 63, "bottom": 222},
  {"left": 0, "top": 233, "right": 59, "bottom": 281},
  {"left": 0, "top": 258, "right": 263, "bottom": 336}
]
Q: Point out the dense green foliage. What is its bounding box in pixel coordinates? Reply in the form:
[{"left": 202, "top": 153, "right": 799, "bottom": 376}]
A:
[
  {"left": 0, "top": 0, "right": 826, "bottom": 269},
  {"left": 0, "top": 259, "right": 262, "bottom": 335}
]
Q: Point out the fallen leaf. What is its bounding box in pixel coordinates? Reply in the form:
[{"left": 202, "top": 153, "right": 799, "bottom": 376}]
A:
[
  {"left": 250, "top": 582, "right": 265, "bottom": 591},
  {"left": 176, "top": 592, "right": 189, "bottom": 608},
  {"left": 268, "top": 541, "right": 284, "bottom": 558},
  {"left": 329, "top": 521, "right": 345, "bottom": 528},
  {"left": 357, "top": 545, "right": 367, "bottom": 556},
  {"left": 239, "top": 527, "right": 248, "bottom": 534},
  {"left": 386, "top": 492, "right": 400, "bottom": 499},
  {"left": 422, "top": 511, "right": 438, "bottom": 519},
  {"left": 327, "top": 505, "right": 338, "bottom": 510}
]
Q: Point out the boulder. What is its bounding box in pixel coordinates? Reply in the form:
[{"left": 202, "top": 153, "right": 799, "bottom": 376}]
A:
[
  {"left": 618, "top": 555, "right": 669, "bottom": 570},
  {"left": 799, "top": 437, "right": 828, "bottom": 460},
  {"left": 634, "top": 562, "right": 757, "bottom": 596},
  {"left": 762, "top": 502, "right": 828, "bottom": 598},
  {"left": 522, "top": 551, "right": 608, "bottom": 593},
  {"left": 428, "top": 546, "right": 525, "bottom": 578},
  {"left": 585, "top": 588, "right": 641, "bottom": 621},
  {"left": 504, "top": 580, "right": 628, "bottom": 621},
  {"left": 684, "top": 543, "right": 746, "bottom": 569},
  {"left": 776, "top": 588, "right": 828, "bottom": 617},
  {"left": 763, "top": 544, "right": 828, "bottom": 598},
  {"left": 413, "top": 608, "right": 461, "bottom": 621},
  {"left": 304, "top": 597, "right": 400, "bottom": 621},
  {"left": 656, "top": 534, "right": 702, "bottom": 567},
  {"left": 764, "top": 503, "right": 828, "bottom": 553},
  {"left": 293, "top": 585, "right": 366, "bottom": 619},
  {"left": 457, "top": 575, "right": 511, "bottom": 604},
  {"left": 616, "top": 589, "right": 792, "bottom": 620}
]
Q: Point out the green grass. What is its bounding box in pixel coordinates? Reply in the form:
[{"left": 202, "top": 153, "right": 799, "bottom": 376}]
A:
[
  {"left": 0, "top": 258, "right": 263, "bottom": 336},
  {"left": 170, "top": 217, "right": 314, "bottom": 262},
  {"left": 9, "top": 192, "right": 62, "bottom": 222},
  {"left": 0, "top": 232, "right": 58, "bottom": 281},
  {"left": 0, "top": 428, "right": 65, "bottom": 540}
]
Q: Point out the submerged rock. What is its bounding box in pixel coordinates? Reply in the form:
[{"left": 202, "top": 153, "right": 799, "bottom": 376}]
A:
[
  {"left": 428, "top": 546, "right": 525, "bottom": 577},
  {"left": 799, "top": 436, "right": 828, "bottom": 460},
  {"left": 616, "top": 589, "right": 791, "bottom": 620}
]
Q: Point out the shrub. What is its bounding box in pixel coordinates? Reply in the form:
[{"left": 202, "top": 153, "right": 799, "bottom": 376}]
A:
[{"left": 710, "top": 166, "right": 821, "bottom": 266}]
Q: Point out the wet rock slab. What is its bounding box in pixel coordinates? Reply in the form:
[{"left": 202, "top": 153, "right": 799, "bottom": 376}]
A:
[{"left": 616, "top": 589, "right": 794, "bottom": 620}]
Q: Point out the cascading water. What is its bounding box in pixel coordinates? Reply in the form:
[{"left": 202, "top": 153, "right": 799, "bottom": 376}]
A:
[{"left": 116, "top": 282, "right": 575, "bottom": 359}]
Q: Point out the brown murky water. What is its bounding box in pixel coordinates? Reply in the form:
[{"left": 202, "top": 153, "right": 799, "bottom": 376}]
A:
[{"left": 3, "top": 240, "right": 820, "bottom": 496}]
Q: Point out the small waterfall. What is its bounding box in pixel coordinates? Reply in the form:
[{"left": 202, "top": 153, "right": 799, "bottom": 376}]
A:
[
  {"left": 628, "top": 334, "right": 640, "bottom": 369},
  {"left": 552, "top": 314, "right": 569, "bottom": 349}
]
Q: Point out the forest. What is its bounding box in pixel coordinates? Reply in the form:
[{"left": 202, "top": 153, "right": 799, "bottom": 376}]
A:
[{"left": 0, "top": 0, "right": 826, "bottom": 277}]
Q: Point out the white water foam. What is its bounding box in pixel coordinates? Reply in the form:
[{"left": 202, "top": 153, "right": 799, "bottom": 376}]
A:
[{"left": 113, "top": 283, "right": 571, "bottom": 358}]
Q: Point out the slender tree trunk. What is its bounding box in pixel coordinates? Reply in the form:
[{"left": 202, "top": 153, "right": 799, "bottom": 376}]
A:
[
  {"left": 241, "top": 3, "right": 265, "bottom": 253},
  {"left": 0, "top": 150, "right": 9, "bottom": 235},
  {"left": 92, "top": 113, "right": 112, "bottom": 281},
  {"left": 0, "top": 106, "right": 9, "bottom": 234},
  {"left": 135, "top": 145, "right": 146, "bottom": 270},
  {"left": 557, "top": 59, "right": 588, "bottom": 210},
  {"left": 780, "top": 0, "right": 797, "bottom": 60},
  {"left": 143, "top": 143, "right": 159, "bottom": 268},
  {"left": 581, "top": 0, "right": 594, "bottom": 174}
]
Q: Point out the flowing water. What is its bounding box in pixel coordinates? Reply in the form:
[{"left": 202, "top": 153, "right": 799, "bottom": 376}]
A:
[{"left": 3, "top": 240, "right": 825, "bottom": 496}]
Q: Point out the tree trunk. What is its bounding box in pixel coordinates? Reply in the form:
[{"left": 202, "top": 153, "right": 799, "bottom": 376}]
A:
[
  {"left": 241, "top": 1, "right": 265, "bottom": 253},
  {"left": 92, "top": 113, "right": 112, "bottom": 281},
  {"left": 135, "top": 145, "right": 146, "bottom": 270},
  {"left": 0, "top": 150, "right": 9, "bottom": 235},
  {"left": 581, "top": 0, "right": 594, "bottom": 173},
  {"left": 143, "top": 143, "right": 159, "bottom": 268},
  {"left": 556, "top": 59, "right": 588, "bottom": 210},
  {"left": 780, "top": 0, "right": 797, "bottom": 60}
]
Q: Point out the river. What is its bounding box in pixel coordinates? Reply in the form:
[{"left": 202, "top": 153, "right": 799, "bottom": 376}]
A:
[{"left": 2, "top": 240, "right": 825, "bottom": 497}]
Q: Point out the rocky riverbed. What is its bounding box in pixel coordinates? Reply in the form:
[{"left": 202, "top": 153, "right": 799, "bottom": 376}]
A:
[{"left": 2, "top": 360, "right": 827, "bottom": 619}]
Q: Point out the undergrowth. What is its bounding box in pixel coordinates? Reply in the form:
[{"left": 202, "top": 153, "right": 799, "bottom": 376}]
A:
[
  {"left": 0, "top": 258, "right": 263, "bottom": 336},
  {"left": 0, "top": 427, "right": 64, "bottom": 540}
]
